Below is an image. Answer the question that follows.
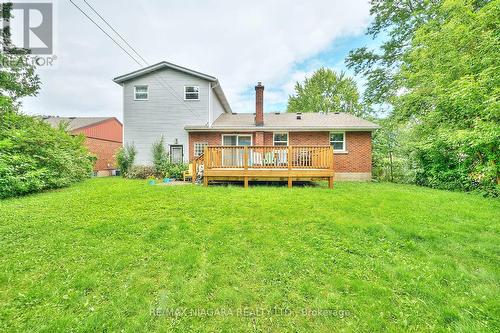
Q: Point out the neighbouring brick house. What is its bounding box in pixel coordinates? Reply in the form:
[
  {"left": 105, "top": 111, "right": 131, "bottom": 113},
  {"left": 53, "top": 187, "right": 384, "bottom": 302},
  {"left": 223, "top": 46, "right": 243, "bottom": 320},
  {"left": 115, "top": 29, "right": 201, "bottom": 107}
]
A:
[
  {"left": 114, "top": 61, "right": 379, "bottom": 181},
  {"left": 43, "top": 116, "right": 123, "bottom": 176}
]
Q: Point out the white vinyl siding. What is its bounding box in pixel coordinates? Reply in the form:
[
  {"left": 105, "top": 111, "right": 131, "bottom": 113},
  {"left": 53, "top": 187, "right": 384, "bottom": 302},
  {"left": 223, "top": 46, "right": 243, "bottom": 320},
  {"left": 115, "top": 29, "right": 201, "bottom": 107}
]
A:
[{"left": 123, "top": 68, "right": 210, "bottom": 164}]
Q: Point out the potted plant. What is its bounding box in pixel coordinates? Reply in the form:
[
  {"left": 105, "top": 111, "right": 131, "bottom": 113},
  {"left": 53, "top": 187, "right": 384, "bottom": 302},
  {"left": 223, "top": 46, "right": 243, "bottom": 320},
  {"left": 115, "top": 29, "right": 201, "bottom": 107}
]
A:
[{"left": 147, "top": 176, "right": 156, "bottom": 185}]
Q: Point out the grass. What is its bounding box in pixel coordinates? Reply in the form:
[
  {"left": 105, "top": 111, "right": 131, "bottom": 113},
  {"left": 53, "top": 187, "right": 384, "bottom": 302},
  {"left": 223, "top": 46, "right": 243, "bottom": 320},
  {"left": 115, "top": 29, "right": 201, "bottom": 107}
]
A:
[{"left": 0, "top": 178, "right": 499, "bottom": 332}]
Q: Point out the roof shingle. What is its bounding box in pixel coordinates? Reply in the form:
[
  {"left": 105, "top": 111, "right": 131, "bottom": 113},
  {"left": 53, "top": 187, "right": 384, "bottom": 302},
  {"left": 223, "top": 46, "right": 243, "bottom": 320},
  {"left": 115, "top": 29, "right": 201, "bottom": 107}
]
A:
[
  {"left": 41, "top": 116, "right": 114, "bottom": 131},
  {"left": 186, "top": 112, "right": 379, "bottom": 131}
]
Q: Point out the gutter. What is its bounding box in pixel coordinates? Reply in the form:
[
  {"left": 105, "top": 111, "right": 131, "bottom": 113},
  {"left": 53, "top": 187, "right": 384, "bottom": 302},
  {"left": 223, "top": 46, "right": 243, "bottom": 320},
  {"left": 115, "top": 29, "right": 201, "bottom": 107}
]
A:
[{"left": 184, "top": 126, "right": 380, "bottom": 132}]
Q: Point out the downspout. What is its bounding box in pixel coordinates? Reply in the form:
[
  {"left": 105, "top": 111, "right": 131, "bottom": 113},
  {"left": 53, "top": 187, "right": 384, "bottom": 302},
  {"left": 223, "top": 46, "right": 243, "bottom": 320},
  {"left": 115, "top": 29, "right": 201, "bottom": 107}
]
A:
[{"left": 208, "top": 82, "right": 212, "bottom": 127}]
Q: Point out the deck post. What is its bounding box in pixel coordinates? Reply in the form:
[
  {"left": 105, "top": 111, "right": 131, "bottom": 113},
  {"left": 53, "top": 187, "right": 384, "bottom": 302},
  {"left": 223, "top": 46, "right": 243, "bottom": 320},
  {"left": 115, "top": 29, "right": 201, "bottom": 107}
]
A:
[
  {"left": 204, "top": 176, "right": 208, "bottom": 187},
  {"left": 243, "top": 147, "right": 249, "bottom": 188},
  {"left": 330, "top": 146, "right": 335, "bottom": 189},
  {"left": 243, "top": 146, "right": 248, "bottom": 170},
  {"left": 192, "top": 159, "right": 196, "bottom": 184},
  {"left": 288, "top": 146, "right": 292, "bottom": 170},
  {"left": 287, "top": 146, "right": 293, "bottom": 188}
]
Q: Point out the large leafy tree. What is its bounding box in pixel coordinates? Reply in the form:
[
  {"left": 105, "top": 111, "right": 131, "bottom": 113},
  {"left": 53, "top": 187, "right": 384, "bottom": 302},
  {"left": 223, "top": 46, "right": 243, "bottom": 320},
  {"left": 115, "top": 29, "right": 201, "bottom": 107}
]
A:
[
  {"left": 396, "top": 0, "right": 499, "bottom": 194},
  {"left": 286, "top": 68, "right": 363, "bottom": 116},
  {"left": 0, "top": 4, "right": 93, "bottom": 198},
  {"left": 0, "top": 2, "right": 40, "bottom": 112},
  {"left": 349, "top": 0, "right": 498, "bottom": 195},
  {"left": 346, "top": 0, "right": 441, "bottom": 106}
]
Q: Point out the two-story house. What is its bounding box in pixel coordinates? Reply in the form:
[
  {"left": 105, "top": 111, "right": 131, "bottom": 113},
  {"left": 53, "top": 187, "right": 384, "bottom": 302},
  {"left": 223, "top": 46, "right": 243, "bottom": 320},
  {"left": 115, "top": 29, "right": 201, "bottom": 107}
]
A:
[
  {"left": 114, "top": 61, "right": 379, "bottom": 183},
  {"left": 113, "top": 61, "right": 231, "bottom": 165}
]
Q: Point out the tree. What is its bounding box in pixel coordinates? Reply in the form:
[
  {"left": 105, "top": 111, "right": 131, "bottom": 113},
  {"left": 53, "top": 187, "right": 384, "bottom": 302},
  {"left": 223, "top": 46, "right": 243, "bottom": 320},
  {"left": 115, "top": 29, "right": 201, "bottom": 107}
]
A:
[
  {"left": 286, "top": 68, "right": 363, "bottom": 116},
  {"left": 0, "top": 3, "right": 40, "bottom": 112},
  {"left": 346, "top": 0, "right": 442, "bottom": 107},
  {"left": 0, "top": 4, "right": 93, "bottom": 198},
  {"left": 116, "top": 143, "right": 137, "bottom": 177},
  {"left": 0, "top": 113, "right": 94, "bottom": 198},
  {"left": 371, "top": 118, "right": 417, "bottom": 183},
  {"left": 394, "top": 0, "right": 499, "bottom": 195},
  {"left": 151, "top": 136, "right": 168, "bottom": 177}
]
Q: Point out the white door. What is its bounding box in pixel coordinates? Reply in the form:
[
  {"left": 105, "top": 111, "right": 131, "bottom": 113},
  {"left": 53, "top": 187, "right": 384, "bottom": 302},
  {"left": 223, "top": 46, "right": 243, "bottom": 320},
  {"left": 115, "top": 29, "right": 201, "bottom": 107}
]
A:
[{"left": 170, "top": 145, "right": 183, "bottom": 164}]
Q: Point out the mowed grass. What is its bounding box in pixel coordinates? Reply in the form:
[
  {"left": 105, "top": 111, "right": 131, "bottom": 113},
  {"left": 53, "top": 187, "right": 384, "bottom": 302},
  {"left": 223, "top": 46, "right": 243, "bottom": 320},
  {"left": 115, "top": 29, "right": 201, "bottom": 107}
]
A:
[{"left": 0, "top": 178, "right": 499, "bottom": 332}]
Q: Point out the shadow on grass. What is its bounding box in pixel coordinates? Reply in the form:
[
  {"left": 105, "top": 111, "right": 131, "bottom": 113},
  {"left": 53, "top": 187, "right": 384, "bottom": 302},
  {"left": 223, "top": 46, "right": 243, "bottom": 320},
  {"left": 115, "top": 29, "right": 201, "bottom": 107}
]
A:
[{"left": 206, "top": 180, "right": 326, "bottom": 188}]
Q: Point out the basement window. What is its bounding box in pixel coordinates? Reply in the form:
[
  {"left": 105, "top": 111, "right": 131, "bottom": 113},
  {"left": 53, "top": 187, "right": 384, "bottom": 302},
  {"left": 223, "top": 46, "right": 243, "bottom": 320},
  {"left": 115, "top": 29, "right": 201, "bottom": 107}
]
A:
[
  {"left": 330, "top": 132, "right": 345, "bottom": 151},
  {"left": 134, "top": 85, "right": 148, "bottom": 100},
  {"left": 184, "top": 86, "right": 200, "bottom": 100},
  {"left": 194, "top": 142, "right": 208, "bottom": 157}
]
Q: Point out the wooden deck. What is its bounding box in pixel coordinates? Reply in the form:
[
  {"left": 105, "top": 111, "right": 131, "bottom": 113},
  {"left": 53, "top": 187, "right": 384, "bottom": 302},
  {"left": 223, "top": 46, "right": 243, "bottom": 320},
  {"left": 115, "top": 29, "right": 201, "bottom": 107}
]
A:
[{"left": 195, "top": 146, "right": 335, "bottom": 188}]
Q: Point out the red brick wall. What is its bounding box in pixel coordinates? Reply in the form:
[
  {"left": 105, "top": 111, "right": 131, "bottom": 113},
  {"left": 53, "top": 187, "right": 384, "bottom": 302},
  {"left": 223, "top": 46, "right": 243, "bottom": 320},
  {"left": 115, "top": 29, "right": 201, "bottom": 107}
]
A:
[
  {"left": 334, "top": 132, "right": 372, "bottom": 173},
  {"left": 289, "top": 131, "right": 372, "bottom": 172},
  {"left": 289, "top": 132, "right": 330, "bottom": 145},
  {"left": 85, "top": 137, "right": 122, "bottom": 171},
  {"left": 263, "top": 132, "right": 273, "bottom": 145},
  {"left": 188, "top": 131, "right": 372, "bottom": 173},
  {"left": 255, "top": 131, "right": 265, "bottom": 145}
]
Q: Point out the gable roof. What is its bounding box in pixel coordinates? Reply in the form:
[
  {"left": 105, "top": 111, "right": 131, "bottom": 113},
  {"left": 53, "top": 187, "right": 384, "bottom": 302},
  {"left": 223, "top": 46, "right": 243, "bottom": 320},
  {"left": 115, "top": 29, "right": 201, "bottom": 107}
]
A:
[
  {"left": 113, "top": 61, "right": 217, "bottom": 83},
  {"left": 41, "top": 116, "right": 120, "bottom": 131},
  {"left": 185, "top": 112, "right": 380, "bottom": 131},
  {"left": 113, "top": 61, "right": 232, "bottom": 113}
]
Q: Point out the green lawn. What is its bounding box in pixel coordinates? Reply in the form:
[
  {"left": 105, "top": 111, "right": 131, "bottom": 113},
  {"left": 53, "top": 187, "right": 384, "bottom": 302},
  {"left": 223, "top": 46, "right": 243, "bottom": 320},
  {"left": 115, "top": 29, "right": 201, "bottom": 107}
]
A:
[{"left": 1, "top": 178, "right": 499, "bottom": 332}]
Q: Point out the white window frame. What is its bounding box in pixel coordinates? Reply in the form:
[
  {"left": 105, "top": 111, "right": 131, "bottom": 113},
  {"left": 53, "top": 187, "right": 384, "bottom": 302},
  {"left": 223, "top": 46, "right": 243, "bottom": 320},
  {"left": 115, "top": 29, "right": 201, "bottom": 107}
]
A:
[
  {"left": 184, "top": 85, "right": 200, "bottom": 101},
  {"left": 194, "top": 142, "right": 208, "bottom": 157},
  {"left": 221, "top": 134, "right": 253, "bottom": 146},
  {"left": 134, "top": 85, "right": 148, "bottom": 101},
  {"left": 330, "top": 132, "right": 346, "bottom": 152},
  {"left": 273, "top": 132, "right": 289, "bottom": 146}
]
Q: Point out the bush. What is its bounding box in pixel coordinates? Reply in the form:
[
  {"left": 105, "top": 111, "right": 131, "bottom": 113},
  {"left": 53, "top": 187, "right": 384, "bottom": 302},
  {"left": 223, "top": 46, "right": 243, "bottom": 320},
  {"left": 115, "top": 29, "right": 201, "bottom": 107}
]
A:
[
  {"left": 116, "top": 143, "right": 136, "bottom": 177},
  {"left": 126, "top": 165, "right": 155, "bottom": 179},
  {"left": 163, "top": 162, "right": 188, "bottom": 180},
  {"left": 151, "top": 136, "right": 168, "bottom": 177},
  {"left": 122, "top": 138, "right": 188, "bottom": 180},
  {"left": 0, "top": 112, "right": 93, "bottom": 199}
]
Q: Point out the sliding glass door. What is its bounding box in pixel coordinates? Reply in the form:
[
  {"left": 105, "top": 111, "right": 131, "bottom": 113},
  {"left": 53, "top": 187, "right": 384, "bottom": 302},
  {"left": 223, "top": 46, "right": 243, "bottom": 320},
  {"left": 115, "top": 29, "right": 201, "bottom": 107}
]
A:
[
  {"left": 222, "top": 135, "right": 252, "bottom": 146},
  {"left": 222, "top": 135, "right": 252, "bottom": 167}
]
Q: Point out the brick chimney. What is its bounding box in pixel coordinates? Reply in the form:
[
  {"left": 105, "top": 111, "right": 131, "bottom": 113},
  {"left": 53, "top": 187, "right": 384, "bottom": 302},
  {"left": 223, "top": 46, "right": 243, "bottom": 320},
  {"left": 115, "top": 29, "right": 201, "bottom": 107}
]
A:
[{"left": 255, "top": 82, "right": 264, "bottom": 126}]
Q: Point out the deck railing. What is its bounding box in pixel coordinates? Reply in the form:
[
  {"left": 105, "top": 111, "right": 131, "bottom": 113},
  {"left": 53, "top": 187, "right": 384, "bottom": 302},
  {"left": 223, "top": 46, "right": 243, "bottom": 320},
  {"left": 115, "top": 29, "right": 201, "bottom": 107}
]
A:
[{"left": 204, "top": 146, "right": 334, "bottom": 170}]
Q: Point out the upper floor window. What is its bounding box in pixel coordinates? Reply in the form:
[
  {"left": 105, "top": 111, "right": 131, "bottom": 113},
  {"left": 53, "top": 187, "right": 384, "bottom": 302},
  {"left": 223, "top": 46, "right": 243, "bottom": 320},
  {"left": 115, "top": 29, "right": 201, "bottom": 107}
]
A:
[
  {"left": 134, "top": 85, "right": 148, "bottom": 100},
  {"left": 184, "top": 86, "right": 199, "bottom": 100},
  {"left": 273, "top": 132, "right": 288, "bottom": 146},
  {"left": 330, "top": 132, "right": 345, "bottom": 151}
]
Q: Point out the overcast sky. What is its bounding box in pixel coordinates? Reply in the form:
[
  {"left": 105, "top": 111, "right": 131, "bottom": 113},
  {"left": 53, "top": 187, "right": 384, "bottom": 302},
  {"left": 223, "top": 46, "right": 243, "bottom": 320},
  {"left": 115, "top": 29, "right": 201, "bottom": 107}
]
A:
[{"left": 21, "top": 0, "right": 372, "bottom": 119}]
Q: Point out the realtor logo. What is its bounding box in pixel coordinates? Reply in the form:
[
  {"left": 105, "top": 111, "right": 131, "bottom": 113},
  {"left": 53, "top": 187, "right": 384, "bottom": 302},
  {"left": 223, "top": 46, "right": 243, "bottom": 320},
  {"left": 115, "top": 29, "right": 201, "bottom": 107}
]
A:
[{"left": 2, "top": 2, "right": 53, "bottom": 54}]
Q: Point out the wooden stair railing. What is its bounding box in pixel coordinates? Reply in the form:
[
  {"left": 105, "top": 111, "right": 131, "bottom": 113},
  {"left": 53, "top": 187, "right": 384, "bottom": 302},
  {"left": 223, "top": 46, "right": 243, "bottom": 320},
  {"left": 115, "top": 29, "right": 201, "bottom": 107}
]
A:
[{"left": 192, "top": 153, "right": 204, "bottom": 184}]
